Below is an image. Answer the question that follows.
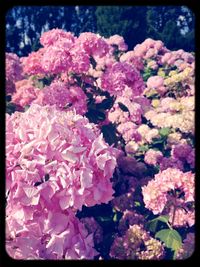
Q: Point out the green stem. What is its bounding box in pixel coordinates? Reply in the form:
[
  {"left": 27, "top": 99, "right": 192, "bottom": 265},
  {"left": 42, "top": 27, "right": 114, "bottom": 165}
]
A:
[
  {"left": 166, "top": 221, "right": 173, "bottom": 230},
  {"left": 171, "top": 204, "right": 177, "bottom": 227}
]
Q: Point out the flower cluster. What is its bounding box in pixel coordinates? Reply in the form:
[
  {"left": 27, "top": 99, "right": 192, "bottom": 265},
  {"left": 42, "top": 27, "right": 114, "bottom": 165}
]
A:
[
  {"left": 6, "top": 104, "right": 119, "bottom": 259},
  {"left": 176, "top": 233, "right": 195, "bottom": 259},
  {"left": 6, "top": 29, "right": 195, "bottom": 260},
  {"left": 6, "top": 209, "right": 98, "bottom": 259},
  {"left": 34, "top": 80, "right": 88, "bottom": 115},
  {"left": 100, "top": 61, "right": 145, "bottom": 98},
  {"left": 144, "top": 149, "right": 163, "bottom": 166},
  {"left": 109, "top": 224, "right": 165, "bottom": 260},
  {"left": 12, "top": 78, "right": 40, "bottom": 107},
  {"left": 6, "top": 53, "right": 24, "bottom": 94},
  {"left": 80, "top": 217, "right": 103, "bottom": 245},
  {"left": 142, "top": 168, "right": 194, "bottom": 227},
  {"left": 145, "top": 97, "right": 194, "bottom": 134}
]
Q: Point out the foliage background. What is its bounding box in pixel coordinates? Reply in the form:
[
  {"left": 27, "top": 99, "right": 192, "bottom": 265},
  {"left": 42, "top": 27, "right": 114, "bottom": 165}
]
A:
[{"left": 6, "top": 5, "right": 195, "bottom": 57}]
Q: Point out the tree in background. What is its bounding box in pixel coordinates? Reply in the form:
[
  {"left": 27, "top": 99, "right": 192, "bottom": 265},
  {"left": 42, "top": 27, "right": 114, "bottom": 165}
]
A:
[
  {"left": 146, "top": 6, "right": 195, "bottom": 51},
  {"left": 71, "top": 6, "right": 96, "bottom": 36},
  {"left": 6, "top": 5, "right": 195, "bottom": 56},
  {"left": 95, "top": 6, "right": 147, "bottom": 50},
  {"left": 6, "top": 6, "right": 75, "bottom": 56},
  {"left": 6, "top": 6, "right": 97, "bottom": 56}
]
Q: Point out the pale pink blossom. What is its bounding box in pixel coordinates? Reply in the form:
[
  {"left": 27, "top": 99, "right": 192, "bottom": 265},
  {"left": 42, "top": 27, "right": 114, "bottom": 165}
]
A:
[
  {"left": 77, "top": 32, "right": 109, "bottom": 58},
  {"left": 40, "top": 29, "right": 75, "bottom": 47},
  {"left": 144, "top": 149, "right": 163, "bottom": 165},
  {"left": 6, "top": 209, "right": 98, "bottom": 259},
  {"left": 21, "top": 48, "right": 45, "bottom": 75},
  {"left": 6, "top": 104, "right": 119, "bottom": 212},
  {"left": 142, "top": 168, "right": 194, "bottom": 227},
  {"left": 106, "top": 34, "right": 128, "bottom": 51}
]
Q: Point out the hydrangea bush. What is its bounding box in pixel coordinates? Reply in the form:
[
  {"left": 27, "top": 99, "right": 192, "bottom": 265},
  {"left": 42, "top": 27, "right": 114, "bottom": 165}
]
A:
[{"left": 6, "top": 29, "right": 195, "bottom": 260}]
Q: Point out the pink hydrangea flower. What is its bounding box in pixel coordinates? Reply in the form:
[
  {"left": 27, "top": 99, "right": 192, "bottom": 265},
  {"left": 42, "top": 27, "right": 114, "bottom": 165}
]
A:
[
  {"left": 6, "top": 53, "right": 24, "bottom": 94},
  {"left": 120, "top": 51, "right": 144, "bottom": 71},
  {"left": 40, "top": 29, "right": 75, "bottom": 47},
  {"left": 145, "top": 128, "right": 160, "bottom": 143},
  {"left": 146, "top": 76, "right": 165, "bottom": 94},
  {"left": 142, "top": 168, "right": 194, "bottom": 227},
  {"left": 144, "top": 149, "right": 163, "bottom": 165},
  {"left": 132, "top": 96, "right": 151, "bottom": 113},
  {"left": 106, "top": 34, "right": 128, "bottom": 51},
  {"left": 69, "top": 42, "right": 90, "bottom": 74},
  {"left": 77, "top": 32, "right": 109, "bottom": 58},
  {"left": 137, "top": 124, "right": 159, "bottom": 144},
  {"left": 6, "top": 208, "right": 98, "bottom": 259},
  {"left": 117, "top": 121, "right": 138, "bottom": 142},
  {"left": 6, "top": 104, "right": 120, "bottom": 259},
  {"left": 34, "top": 80, "right": 88, "bottom": 115},
  {"left": 133, "top": 38, "right": 167, "bottom": 59},
  {"left": 6, "top": 104, "right": 119, "bottom": 211},
  {"left": 41, "top": 45, "right": 72, "bottom": 74},
  {"left": 161, "top": 50, "right": 194, "bottom": 69},
  {"left": 21, "top": 48, "right": 46, "bottom": 75},
  {"left": 40, "top": 30, "right": 75, "bottom": 74},
  {"left": 100, "top": 62, "right": 145, "bottom": 98},
  {"left": 11, "top": 79, "right": 40, "bottom": 108},
  {"left": 108, "top": 96, "right": 143, "bottom": 126},
  {"left": 109, "top": 224, "right": 165, "bottom": 259}
]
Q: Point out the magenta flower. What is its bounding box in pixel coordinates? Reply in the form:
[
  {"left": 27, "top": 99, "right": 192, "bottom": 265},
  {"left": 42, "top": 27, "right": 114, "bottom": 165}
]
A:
[
  {"left": 100, "top": 62, "right": 145, "bottom": 98},
  {"left": 6, "top": 53, "right": 24, "bottom": 94}
]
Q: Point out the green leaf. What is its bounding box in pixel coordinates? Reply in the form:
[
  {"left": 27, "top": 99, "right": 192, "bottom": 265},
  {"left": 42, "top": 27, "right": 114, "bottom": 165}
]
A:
[
  {"left": 134, "top": 201, "right": 141, "bottom": 207},
  {"left": 97, "top": 216, "right": 111, "bottom": 222},
  {"left": 147, "top": 219, "right": 159, "bottom": 233},
  {"left": 96, "top": 97, "right": 114, "bottom": 110},
  {"left": 101, "top": 124, "right": 118, "bottom": 145},
  {"left": 34, "top": 80, "right": 44, "bottom": 89},
  {"left": 24, "top": 105, "right": 30, "bottom": 111},
  {"left": 159, "top": 127, "right": 171, "bottom": 137},
  {"left": 90, "top": 56, "right": 97, "bottom": 69},
  {"left": 151, "top": 137, "right": 163, "bottom": 144},
  {"left": 157, "top": 215, "right": 170, "bottom": 224},
  {"left": 118, "top": 102, "right": 129, "bottom": 112},
  {"left": 138, "top": 145, "right": 149, "bottom": 152},
  {"left": 142, "top": 67, "right": 152, "bottom": 81},
  {"left": 113, "top": 213, "right": 118, "bottom": 222},
  {"left": 6, "top": 102, "right": 16, "bottom": 115},
  {"left": 6, "top": 95, "right": 12, "bottom": 102},
  {"left": 147, "top": 215, "right": 170, "bottom": 233},
  {"left": 155, "top": 229, "right": 182, "bottom": 252},
  {"left": 86, "top": 109, "right": 106, "bottom": 123}
]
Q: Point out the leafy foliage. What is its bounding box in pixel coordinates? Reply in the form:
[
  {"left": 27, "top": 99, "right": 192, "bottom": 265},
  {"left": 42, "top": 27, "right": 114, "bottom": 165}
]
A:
[
  {"left": 155, "top": 229, "right": 182, "bottom": 253},
  {"left": 146, "top": 215, "right": 170, "bottom": 233},
  {"left": 6, "top": 6, "right": 195, "bottom": 56}
]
